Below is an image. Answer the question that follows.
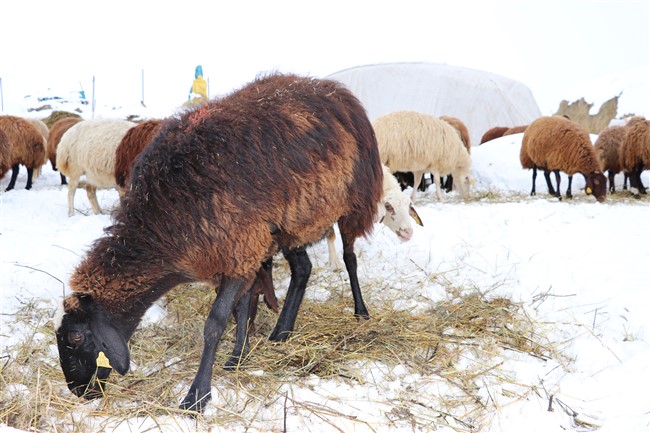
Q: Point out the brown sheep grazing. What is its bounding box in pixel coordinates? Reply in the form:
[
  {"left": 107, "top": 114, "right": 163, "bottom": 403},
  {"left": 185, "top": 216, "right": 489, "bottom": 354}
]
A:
[
  {"left": 621, "top": 116, "right": 650, "bottom": 196},
  {"left": 480, "top": 126, "right": 509, "bottom": 144},
  {"left": 0, "top": 115, "right": 47, "bottom": 191},
  {"left": 54, "top": 73, "right": 383, "bottom": 413},
  {"left": 114, "top": 119, "right": 163, "bottom": 193},
  {"left": 47, "top": 117, "right": 83, "bottom": 185},
  {"left": 593, "top": 125, "right": 629, "bottom": 193},
  {"left": 522, "top": 116, "right": 607, "bottom": 202}
]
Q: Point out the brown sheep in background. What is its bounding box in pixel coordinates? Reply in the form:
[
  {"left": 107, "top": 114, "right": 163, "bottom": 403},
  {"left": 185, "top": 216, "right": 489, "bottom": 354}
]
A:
[
  {"left": 621, "top": 116, "right": 650, "bottom": 196},
  {"left": 0, "top": 129, "right": 11, "bottom": 179},
  {"left": 114, "top": 119, "right": 163, "bottom": 193},
  {"left": 26, "top": 118, "right": 49, "bottom": 143},
  {"left": 54, "top": 73, "right": 383, "bottom": 413},
  {"left": 0, "top": 115, "right": 47, "bottom": 191},
  {"left": 47, "top": 117, "right": 83, "bottom": 185},
  {"left": 503, "top": 125, "right": 528, "bottom": 136},
  {"left": 593, "top": 125, "right": 629, "bottom": 193},
  {"left": 480, "top": 126, "right": 509, "bottom": 144},
  {"left": 522, "top": 116, "right": 607, "bottom": 202}
]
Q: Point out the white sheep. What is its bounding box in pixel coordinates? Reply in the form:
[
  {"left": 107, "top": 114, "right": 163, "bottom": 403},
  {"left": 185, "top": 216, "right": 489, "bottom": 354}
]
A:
[
  {"left": 57, "top": 119, "right": 136, "bottom": 216},
  {"left": 373, "top": 110, "right": 472, "bottom": 202},
  {"left": 326, "top": 164, "right": 423, "bottom": 269}
]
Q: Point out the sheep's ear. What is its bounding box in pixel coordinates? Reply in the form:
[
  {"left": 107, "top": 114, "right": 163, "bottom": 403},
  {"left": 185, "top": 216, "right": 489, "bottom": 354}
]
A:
[
  {"left": 409, "top": 205, "right": 423, "bottom": 226},
  {"left": 89, "top": 316, "right": 130, "bottom": 375}
]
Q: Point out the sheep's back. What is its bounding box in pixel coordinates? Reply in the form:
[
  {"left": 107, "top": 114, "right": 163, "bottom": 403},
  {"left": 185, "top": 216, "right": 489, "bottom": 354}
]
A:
[
  {"left": 374, "top": 111, "right": 468, "bottom": 174},
  {"left": 115, "top": 73, "right": 382, "bottom": 279},
  {"left": 0, "top": 115, "right": 47, "bottom": 168},
  {"left": 524, "top": 116, "right": 600, "bottom": 175},
  {"left": 58, "top": 119, "right": 136, "bottom": 187},
  {"left": 440, "top": 115, "right": 471, "bottom": 153},
  {"left": 114, "top": 119, "right": 163, "bottom": 189}
]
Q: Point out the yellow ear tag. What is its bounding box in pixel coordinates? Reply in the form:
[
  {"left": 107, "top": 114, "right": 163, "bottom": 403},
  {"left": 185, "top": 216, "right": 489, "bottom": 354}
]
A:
[
  {"left": 586, "top": 187, "right": 592, "bottom": 194},
  {"left": 96, "top": 351, "right": 113, "bottom": 369}
]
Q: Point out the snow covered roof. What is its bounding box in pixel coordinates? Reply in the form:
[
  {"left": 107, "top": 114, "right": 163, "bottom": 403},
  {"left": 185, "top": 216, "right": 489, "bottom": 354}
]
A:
[{"left": 326, "top": 62, "right": 542, "bottom": 146}]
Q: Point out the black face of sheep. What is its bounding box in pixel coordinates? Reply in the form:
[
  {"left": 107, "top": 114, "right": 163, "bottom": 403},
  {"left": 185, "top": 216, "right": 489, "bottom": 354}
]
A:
[
  {"left": 585, "top": 172, "right": 607, "bottom": 202},
  {"left": 55, "top": 296, "right": 130, "bottom": 399}
]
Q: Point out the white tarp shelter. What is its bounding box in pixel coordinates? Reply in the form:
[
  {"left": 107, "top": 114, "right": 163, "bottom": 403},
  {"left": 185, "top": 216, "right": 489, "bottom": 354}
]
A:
[{"left": 326, "top": 62, "right": 542, "bottom": 146}]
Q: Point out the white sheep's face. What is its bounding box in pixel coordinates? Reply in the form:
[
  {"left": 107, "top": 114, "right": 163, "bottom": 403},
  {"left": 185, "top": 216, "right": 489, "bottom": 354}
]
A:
[{"left": 379, "top": 188, "right": 423, "bottom": 241}]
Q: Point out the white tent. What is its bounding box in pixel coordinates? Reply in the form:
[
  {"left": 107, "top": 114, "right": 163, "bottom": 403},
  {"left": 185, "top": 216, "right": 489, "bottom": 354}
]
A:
[{"left": 326, "top": 62, "right": 542, "bottom": 146}]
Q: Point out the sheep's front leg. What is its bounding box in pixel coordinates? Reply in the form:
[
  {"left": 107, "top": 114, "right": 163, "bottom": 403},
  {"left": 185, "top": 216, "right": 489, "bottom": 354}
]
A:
[
  {"left": 411, "top": 170, "right": 425, "bottom": 202},
  {"left": 5, "top": 164, "right": 20, "bottom": 191},
  {"left": 269, "top": 246, "right": 312, "bottom": 342},
  {"left": 566, "top": 175, "right": 573, "bottom": 199},
  {"left": 553, "top": 170, "right": 562, "bottom": 200},
  {"left": 530, "top": 167, "right": 537, "bottom": 196},
  {"left": 543, "top": 170, "right": 556, "bottom": 196},
  {"left": 67, "top": 177, "right": 80, "bottom": 217},
  {"left": 340, "top": 229, "right": 369, "bottom": 320},
  {"left": 224, "top": 287, "right": 253, "bottom": 370},
  {"left": 180, "top": 276, "right": 248, "bottom": 413}
]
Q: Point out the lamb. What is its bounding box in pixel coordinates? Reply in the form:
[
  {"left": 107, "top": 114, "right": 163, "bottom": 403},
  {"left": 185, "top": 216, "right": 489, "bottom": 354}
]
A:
[
  {"left": 0, "top": 115, "right": 47, "bottom": 191},
  {"left": 326, "top": 163, "right": 423, "bottom": 270},
  {"left": 593, "top": 124, "right": 629, "bottom": 192},
  {"left": 521, "top": 116, "right": 607, "bottom": 202},
  {"left": 374, "top": 110, "right": 472, "bottom": 202},
  {"left": 55, "top": 73, "right": 383, "bottom": 413},
  {"left": 620, "top": 116, "right": 650, "bottom": 196},
  {"left": 114, "top": 119, "right": 163, "bottom": 193},
  {"left": 480, "top": 126, "right": 509, "bottom": 144},
  {"left": 57, "top": 118, "right": 136, "bottom": 216},
  {"left": 47, "top": 117, "right": 83, "bottom": 185}
]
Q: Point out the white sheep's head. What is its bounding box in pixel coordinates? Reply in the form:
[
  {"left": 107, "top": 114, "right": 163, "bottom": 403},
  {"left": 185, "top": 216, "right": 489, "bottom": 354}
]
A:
[{"left": 378, "top": 187, "right": 423, "bottom": 241}]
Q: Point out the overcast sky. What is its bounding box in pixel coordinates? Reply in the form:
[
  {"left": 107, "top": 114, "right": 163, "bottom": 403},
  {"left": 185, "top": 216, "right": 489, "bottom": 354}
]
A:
[{"left": 1, "top": 0, "right": 648, "bottom": 116}]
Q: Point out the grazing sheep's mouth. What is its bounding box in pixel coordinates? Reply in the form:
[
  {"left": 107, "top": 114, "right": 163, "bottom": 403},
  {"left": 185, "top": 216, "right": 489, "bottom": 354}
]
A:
[{"left": 397, "top": 229, "right": 413, "bottom": 242}]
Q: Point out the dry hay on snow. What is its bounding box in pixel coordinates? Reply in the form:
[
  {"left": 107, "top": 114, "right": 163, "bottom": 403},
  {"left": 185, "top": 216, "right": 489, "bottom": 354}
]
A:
[{"left": 1, "top": 255, "right": 572, "bottom": 432}]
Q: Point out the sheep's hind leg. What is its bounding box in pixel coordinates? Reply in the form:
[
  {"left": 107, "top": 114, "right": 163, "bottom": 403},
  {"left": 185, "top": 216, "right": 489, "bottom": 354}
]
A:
[
  {"left": 180, "top": 276, "right": 249, "bottom": 413},
  {"left": 269, "top": 246, "right": 312, "bottom": 342},
  {"left": 530, "top": 167, "right": 537, "bottom": 196},
  {"left": 86, "top": 184, "right": 103, "bottom": 214},
  {"left": 553, "top": 170, "right": 562, "bottom": 200},
  {"left": 67, "top": 177, "right": 79, "bottom": 216},
  {"left": 566, "top": 175, "right": 573, "bottom": 199},
  {"left": 543, "top": 170, "right": 557, "bottom": 196}
]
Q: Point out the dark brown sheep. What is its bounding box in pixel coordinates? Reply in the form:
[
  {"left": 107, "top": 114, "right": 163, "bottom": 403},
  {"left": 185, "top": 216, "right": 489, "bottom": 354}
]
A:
[
  {"left": 0, "top": 115, "right": 47, "bottom": 191},
  {"left": 621, "top": 116, "right": 650, "bottom": 196},
  {"left": 480, "top": 126, "right": 509, "bottom": 144},
  {"left": 55, "top": 73, "right": 383, "bottom": 413},
  {"left": 594, "top": 125, "right": 629, "bottom": 192},
  {"left": 47, "top": 117, "right": 82, "bottom": 185},
  {"left": 522, "top": 116, "right": 607, "bottom": 202},
  {"left": 114, "top": 119, "right": 163, "bottom": 193}
]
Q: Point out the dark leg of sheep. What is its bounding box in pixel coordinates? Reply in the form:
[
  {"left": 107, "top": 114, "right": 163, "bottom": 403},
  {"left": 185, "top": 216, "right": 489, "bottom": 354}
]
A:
[
  {"left": 180, "top": 276, "right": 249, "bottom": 413},
  {"left": 443, "top": 175, "right": 453, "bottom": 193},
  {"left": 341, "top": 231, "right": 370, "bottom": 320},
  {"left": 608, "top": 171, "right": 616, "bottom": 193},
  {"left": 60, "top": 173, "right": 68, "bottom": 185},
  {"left": 530, "top": 167, "right": 537, "bottom": 196},
  {"left": 566, "top": 175, "right": 573, "bottom": 199},
  {"left": 543, "top": 170, "right": 557, "bottom": 196},
  {"left": 5, "top": 164, "right": 20, "bottom": 191},
  {"left": 552, "top": 170, "right": 562, "bottom": 200},
  {"left": 268, "top": 246, "right": 312, "bottom": 342},
  {"left": 224, "top": 288, "right": 253, "bottom": 370},
  {"left": 623, "top": 173, "right": 628, "bottom": 190}
]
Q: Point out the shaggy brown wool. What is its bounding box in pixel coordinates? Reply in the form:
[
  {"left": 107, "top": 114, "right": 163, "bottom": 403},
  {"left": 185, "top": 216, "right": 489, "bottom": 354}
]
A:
[
  {"left": 479, "top": 126, "right": 509, "bottom": 144},
  {"left": 66, "top": 73, "right": 383, "bottom": 316},
  {"left": 440, "top": 115, "right": 471, "bottom": 153},
  {"left": 114, "top": 119, "right": 163, "bottom": 190},
  {"left": 0, "top": 115, "right": 47, "bottom": 178},
  {"left": 503, "top": 125, "right": 528, "bottom": 136},
  {"left": 0, "top": 129, "right": 11, "bottom": 178},
  {"left": 621, "top": 117, "right": 650, "bottom": 172},
  {"left": 594, "top": 125, "right": 627, "bottom": 191}
]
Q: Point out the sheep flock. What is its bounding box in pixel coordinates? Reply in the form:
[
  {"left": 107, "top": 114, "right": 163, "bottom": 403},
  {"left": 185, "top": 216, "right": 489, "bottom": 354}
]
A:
[{"left": 1, "top": 73, "right": 648, "bottom": 417}]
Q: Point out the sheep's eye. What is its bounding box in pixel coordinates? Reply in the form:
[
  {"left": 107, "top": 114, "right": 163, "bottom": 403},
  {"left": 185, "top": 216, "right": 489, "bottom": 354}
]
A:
[
  {"left": 385, "top": 202, "right": 394, "bottom": 213},
  {"left": 67, "top": 331, "right": 85, "bottom": 346}
]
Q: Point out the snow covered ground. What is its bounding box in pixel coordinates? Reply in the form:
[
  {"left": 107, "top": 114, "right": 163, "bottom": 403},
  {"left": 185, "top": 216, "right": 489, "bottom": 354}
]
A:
[{"left": 1, "top": 105, "right": 649, "bottom": 433}]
